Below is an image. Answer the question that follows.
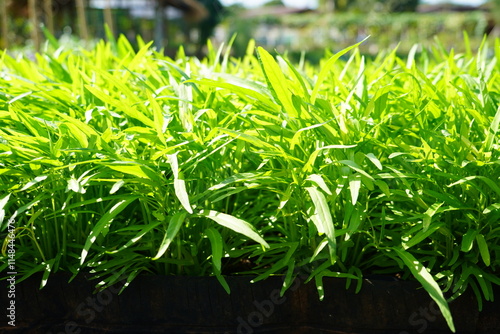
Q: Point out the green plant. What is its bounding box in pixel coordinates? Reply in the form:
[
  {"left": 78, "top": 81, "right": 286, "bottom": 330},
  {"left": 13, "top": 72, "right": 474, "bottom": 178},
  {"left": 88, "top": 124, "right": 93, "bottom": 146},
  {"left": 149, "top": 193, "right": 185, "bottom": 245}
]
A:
[{"left": 1, "top": 35, "right": 500, "bottom": 332}]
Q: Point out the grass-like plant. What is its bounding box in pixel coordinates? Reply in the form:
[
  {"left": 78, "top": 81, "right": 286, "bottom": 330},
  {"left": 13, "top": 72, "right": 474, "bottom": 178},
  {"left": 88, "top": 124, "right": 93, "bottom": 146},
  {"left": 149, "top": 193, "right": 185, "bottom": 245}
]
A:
[{"left": 1, "top": 34, "right": 500, "bottom": 332}]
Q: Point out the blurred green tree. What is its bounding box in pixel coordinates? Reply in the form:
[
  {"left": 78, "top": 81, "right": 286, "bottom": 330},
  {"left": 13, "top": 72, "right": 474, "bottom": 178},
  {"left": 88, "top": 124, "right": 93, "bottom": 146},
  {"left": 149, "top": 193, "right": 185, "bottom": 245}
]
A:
[
  {"left": 319, "top": 0, "right": 352, "bottom": 12},
  {"left": 195, "top": 0, "right": 224, "bottom": 55},
  {"left": 319, "top": 0, "right": 420, "bottom": 12},
  {"left": 263, "top": 0, "right": 285, "bottom": 6},
  {"left": 385, "top": 0, "right": 420, "bottom": 12}
]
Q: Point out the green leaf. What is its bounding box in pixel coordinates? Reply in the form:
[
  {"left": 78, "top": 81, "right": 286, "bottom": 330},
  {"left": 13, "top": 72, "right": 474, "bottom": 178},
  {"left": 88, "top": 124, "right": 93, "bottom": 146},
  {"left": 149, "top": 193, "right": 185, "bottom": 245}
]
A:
[
  {"left": 0, "top": 194, "right": 11, "bottom": 225},
  {"left": 85, "top": 85, "right": 155, "bottom": 127},
  {"left": 392, "top": 248, "right": 455, "bottom": 332},
  {"left": 148, "top": 94, "right": 166, "bottom": 143},
  {"left": 348, "top": 175, "right": 361, "bottom": 205},
  {"left": 214, "top": 270, "right": 230, "bottom": 294},
  {"left": 167, "top": 153, "right": 193, "bottom": 214},
  {"left": 108, "top": 164, "right": 150, "bottom": 179},
  {"left": 306, "top": 174, "right": 332, "bottom": 195},
  {"left": 280, "top": 56, "right": 311, "bottom": 102},
  {"left": 476, "top": 234, "right": 490, "bottom": 266},
  {"left": 219, "top": 128, "right": 277, "bottom": 150},
  {"left": 365, "top": 153, "right": 383, "bottom": 170},
  {"left": 110, "top": 180, "right": 125, "bottom": 195},
  {"left": 403, "top": 223, "right": 443, "bottom": 250},
  {"left": 314, "top": 269, "right": 359, "bottom": 301},
  {"left": 80, "top": 197, "right": 138, "bottom": 265},
  {"left": 303, "top": 145, "right": 357, "bottom": 173},
  {"left": 199, "top": 210, "right": 269, "bottom": 248},
  {"left": 251, "top": 242, "right": 298, "bottom": 284},
  {"left": 107, "top": 221, "right": 162, "bottom": 254},
  {"left": 423, "top": 202, "right": 444, "bottom": 232},
  {"left": 40, "top": 256, "right": 59, "bottom": 289},
  {"left": 152, "top": 212, "right": 187, "bottom": 260},
  {"left": 20, "top": 175, "right": 48, "bottom": 191},
  {"left": 339, "top": 160, "right": 374, "bottom": 180},
  {"left": 66, "top": 177, "right": 86, "bottom": 194},
  {"left": 41, "top": 26, "right": 60, "bottom": 49},
  {"left": 257, "top": 47, "right": 297, "bottom": 117},
  {"left": 281, "top": 260, "right": 296, "bottom": 296},
  {"left": 188, "top": 77, "right": 278, "bottom": 111},
  {"left": 374, "top": 180, "right": 390, "bottom": 197},
  {"left": 449, "top": 176, "right": 500, "bottom": 197},
  {"left": 484, "top": 105, "right": 500, "bottom": 151},
  {"left": 461, "top": 229, "right": 477, "bottom": 253},
  {"left": 483, "top": 203, "right": 500, "bottom": 214},
  {"left": 205, "top": 227, "right": 223, "bottom": 272},
  {"left": 306, "top": 187, "right": 336, "bottom": 264},
  {"left": 311, "top": 37, "right": 368, "bottom": 104}
]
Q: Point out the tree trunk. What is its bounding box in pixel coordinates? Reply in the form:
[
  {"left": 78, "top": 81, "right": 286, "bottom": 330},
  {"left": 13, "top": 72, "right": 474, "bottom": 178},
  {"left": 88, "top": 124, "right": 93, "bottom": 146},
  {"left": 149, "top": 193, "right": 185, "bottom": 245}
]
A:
[
  {"left": 0, "top": 0, "right": 8, "bottom": 49},
  {"left": 28, "top": 0, "right": 40, "bottom": 50},
  {"left": 104, "top": 0, "right": 115, "bottom": 37},
  {"left": 76, "top": 0, "right": 89, "bottom": 40},
  {"left": 43, "top": 0, "right": 54, "bottom": 34}
]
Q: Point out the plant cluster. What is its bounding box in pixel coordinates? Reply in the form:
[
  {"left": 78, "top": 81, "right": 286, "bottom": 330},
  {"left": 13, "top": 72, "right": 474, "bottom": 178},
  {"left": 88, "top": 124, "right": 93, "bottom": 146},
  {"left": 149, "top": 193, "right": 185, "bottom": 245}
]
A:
[{"left": 1, "top": 35, "right": 500, "bottom": 331}]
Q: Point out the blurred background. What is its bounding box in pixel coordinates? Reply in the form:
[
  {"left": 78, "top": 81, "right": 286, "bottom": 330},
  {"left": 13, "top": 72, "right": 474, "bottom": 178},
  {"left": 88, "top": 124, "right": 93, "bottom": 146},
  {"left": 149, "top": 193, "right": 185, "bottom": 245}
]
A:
[{"left": 1, "top": 0, "right": 499, "bottom": 60}]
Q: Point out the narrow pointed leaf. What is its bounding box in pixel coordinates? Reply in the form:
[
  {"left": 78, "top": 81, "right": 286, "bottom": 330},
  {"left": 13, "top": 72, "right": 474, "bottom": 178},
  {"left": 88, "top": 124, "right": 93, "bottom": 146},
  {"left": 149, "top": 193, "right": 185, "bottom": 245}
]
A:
[
  {"left": 168, "top": 153, "right": 193, "bottom": 214},
  {"left": 392, "top": 248, "right": 455, "bottom": 332},
  {"left": 257, "top": 47, "right": 297, "bottom": 117},
  {"left": 152, "top": 212, "right": 187, "bottom": 260},
  {"left": 199, "top": 210, "right": 269, "bottom": 248},
  {"left": 306, "top": 187, "right": 336, "bottom": 264},
  {"left": 81, "top": 197, "right": 138, "bottom": 265},
  {"left": 311, "top": 37, "right": 368, "bottom": 103},
  {"left": 476, "top": 234, "right": 490, "bottom": 266},
  {"left": 205, "top": 227, "right": 224, "bottom": 272}
]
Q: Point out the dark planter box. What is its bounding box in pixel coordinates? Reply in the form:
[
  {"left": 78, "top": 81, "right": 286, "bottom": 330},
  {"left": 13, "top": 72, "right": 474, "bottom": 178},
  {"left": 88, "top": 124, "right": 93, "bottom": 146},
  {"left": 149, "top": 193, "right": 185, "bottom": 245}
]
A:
[{"left": 1, "top": 273, "right": 499, "bottom": 333}]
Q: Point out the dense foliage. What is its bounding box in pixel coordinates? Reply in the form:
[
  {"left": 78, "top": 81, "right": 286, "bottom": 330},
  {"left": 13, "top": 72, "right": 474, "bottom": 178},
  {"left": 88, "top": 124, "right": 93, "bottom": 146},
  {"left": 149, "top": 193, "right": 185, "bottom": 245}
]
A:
[{"left": 1, "top": 36, "right": 500, "bottom": 331}]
